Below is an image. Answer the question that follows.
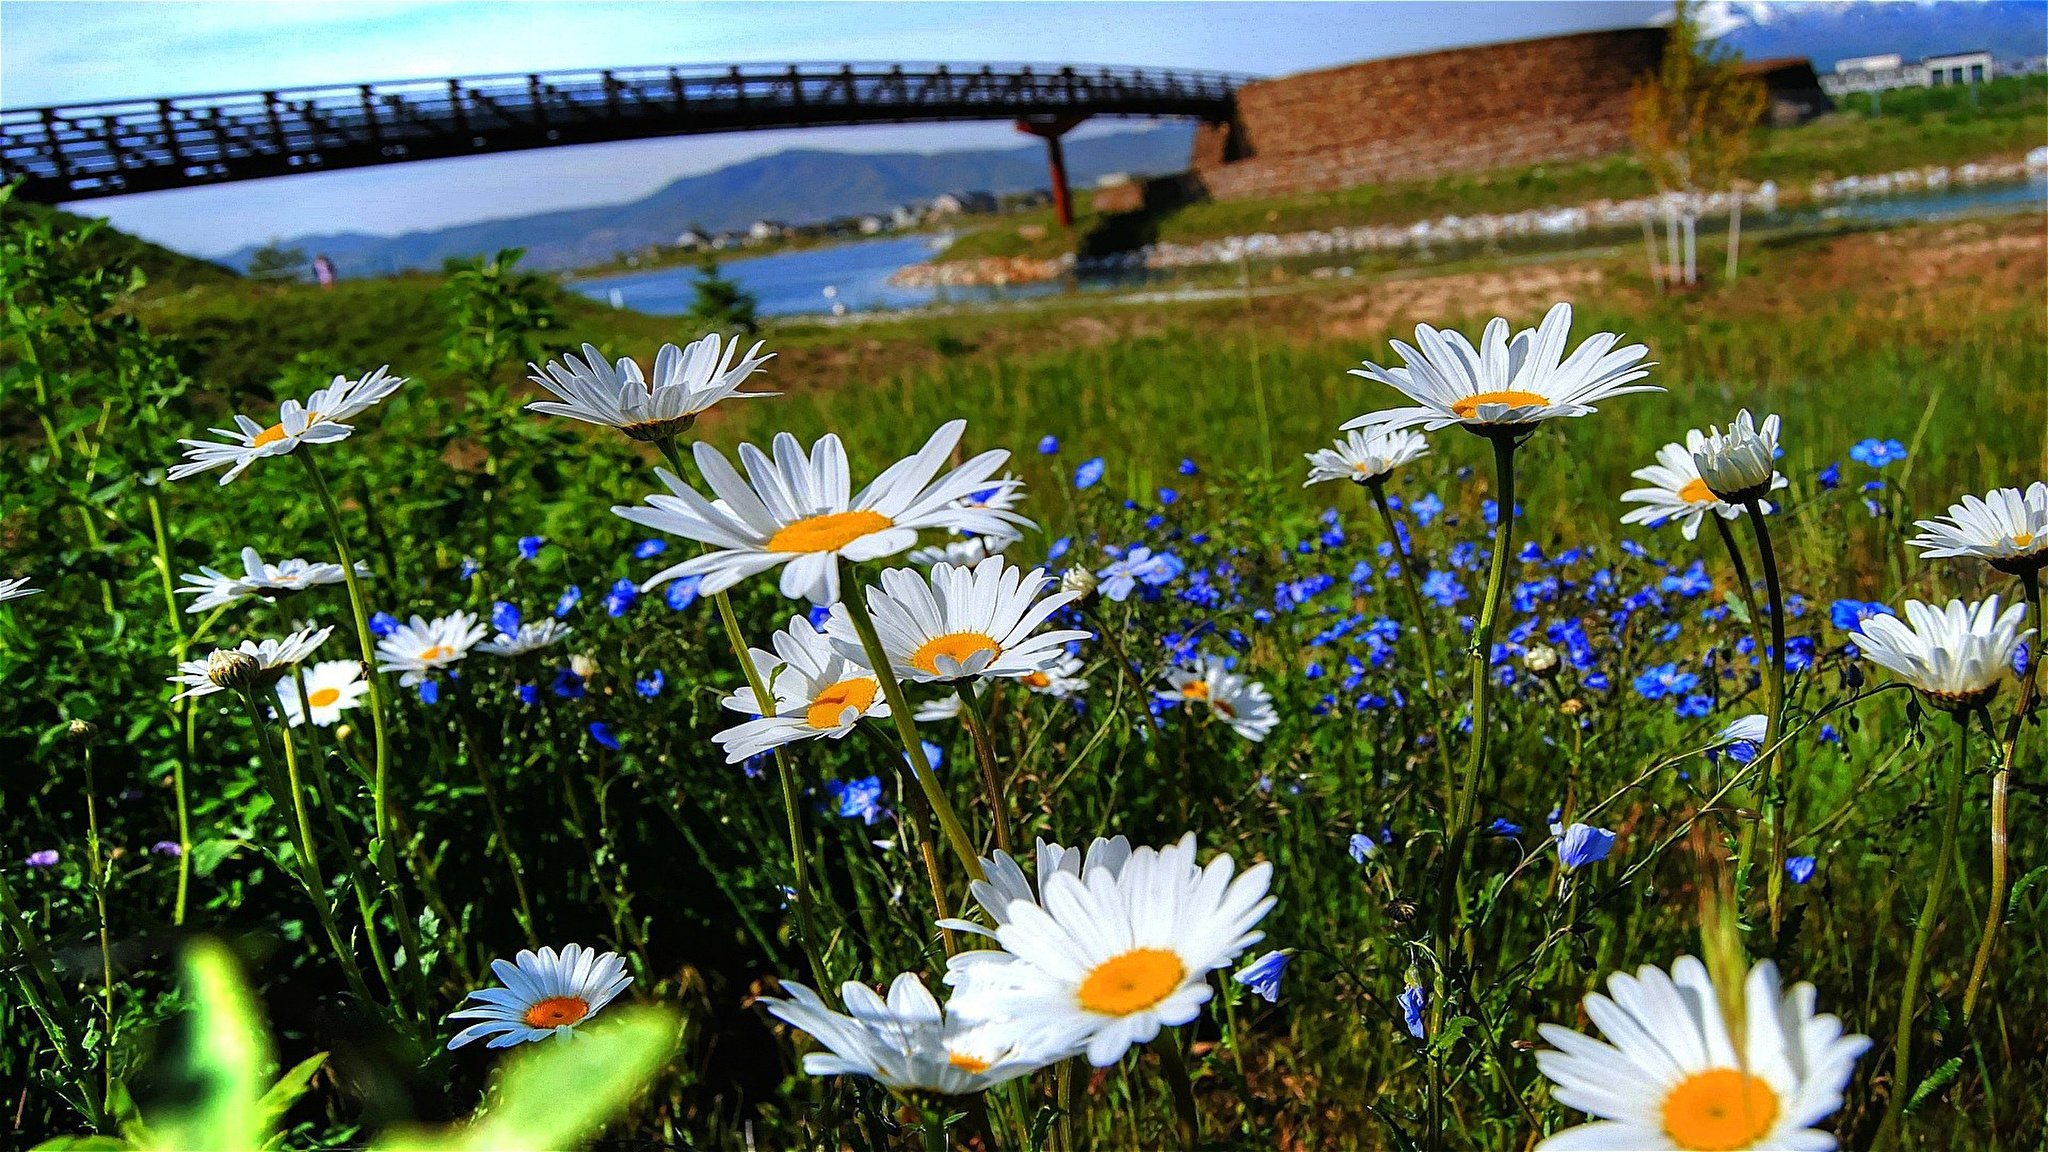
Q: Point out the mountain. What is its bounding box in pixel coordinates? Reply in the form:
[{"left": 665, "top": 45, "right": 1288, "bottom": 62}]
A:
[
  {"left": 1707, "top": 0, "right": 2047, "bottom": 70},
  {"left": 221, "top": 125, "right": 1195, "bottom": 276}
]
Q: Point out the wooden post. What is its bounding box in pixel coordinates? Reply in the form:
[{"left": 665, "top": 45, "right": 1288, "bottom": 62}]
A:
[{"left": 1015, "top": 113, "right": 1088, "bottom": 228}]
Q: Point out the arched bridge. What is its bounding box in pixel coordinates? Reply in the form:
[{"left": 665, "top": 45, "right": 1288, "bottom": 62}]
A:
[{"left": 2, "top": 62, "right": 1251, "bottom": 221}]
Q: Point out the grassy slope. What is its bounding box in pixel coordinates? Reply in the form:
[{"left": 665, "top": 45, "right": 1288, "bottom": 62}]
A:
[
  {"left": 1, "top": 197, "right": 240, "bottom": 291},
  {"left": 943, "top": 75, "right": 2048, "bottom": 263}
]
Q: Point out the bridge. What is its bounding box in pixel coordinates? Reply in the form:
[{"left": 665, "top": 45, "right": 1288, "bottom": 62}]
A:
[{"left": 1, "top": 62, "right": 1251, "bottom": 225}]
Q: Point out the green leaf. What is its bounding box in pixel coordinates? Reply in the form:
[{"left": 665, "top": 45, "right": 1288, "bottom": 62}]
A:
[
  {"left": 254, "top": 1053, "right": 329, "bottom": 1149},
  {"left": 1905, "top": 1055, "right": 1962, "bottom": 1114},
  {"left": 147, "top": 941, "right": 271, "bottom": 1152},
  {"left": 2006, "top": 864, "right": 2048, "bottom": 908},
  {"left": 1721, "top": 591, "right": 1753, "bottom": 624},
  {"left": 374, "top": 1008, "right": 677, "bottom": 1152}
]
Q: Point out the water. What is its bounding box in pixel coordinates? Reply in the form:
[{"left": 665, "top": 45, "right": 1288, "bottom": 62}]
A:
[{"left": 570, "top": 175, "right": 2045, "bottom": 319}]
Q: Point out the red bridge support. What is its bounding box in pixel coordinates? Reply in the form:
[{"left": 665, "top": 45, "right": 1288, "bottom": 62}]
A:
[{"left": 1016, "top": 113, "right": 1088, "bottom": 227}]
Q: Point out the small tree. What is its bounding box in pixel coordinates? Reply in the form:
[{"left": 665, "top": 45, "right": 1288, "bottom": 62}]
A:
[
  {"left": 686, "top": 253, "right": 759, "bottom": 334},
  {"left": 1630, "top": 0, "right": 1768, "bottom": 287},
  {"left": 440, "top": 247, "right": 556, "bottom": 383},
  {"left": 245, "top": 239, "right": 308, "bottom": 281}
]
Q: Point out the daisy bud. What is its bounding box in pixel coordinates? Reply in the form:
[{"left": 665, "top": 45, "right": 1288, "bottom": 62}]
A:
[
  {"left": 1559, "top": 697, "right": 1584, "bottom": 716},
  {"left": 1523, "top": 643, "right": 1560, "bottom": 678},
  {"left": 1060, "top": 566, "right": 1098, "bottom": 599},
  {"left": 66, "top": 719, "right": 98, "bottom": 744},
  {"left": 205, "top": 649, "right": 263, "bottom": 691},
  {"left": 1692, "top": 410, "right": 1782, "bottom": 504},
  {"left": 571, "top": 652, "right": 600, "bottom": 680}
]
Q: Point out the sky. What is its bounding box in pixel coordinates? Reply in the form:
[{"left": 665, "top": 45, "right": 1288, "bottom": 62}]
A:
[{"left": 1, "top": 1, "right": 1667, "bottom": 256}]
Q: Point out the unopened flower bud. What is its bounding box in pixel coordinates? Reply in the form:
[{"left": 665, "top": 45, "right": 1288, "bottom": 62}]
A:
[
  {"left": 1523, "top": 643, "right": 1560, "bottom": 678},
  {"left": 1559, "top": 697, "right": 1584, "bottom": 716},
  {"left": 570, "top": 653, "right": 600, "bottom": 680},
  {"left": 66, "top": 719, "right": 98, "bottom": 744},
  {"left": 205, "top": 649, "right": 263, "bottom": 691},
  {"left": 1060, "top": 566, "right": 1098, "bottom": 599}
]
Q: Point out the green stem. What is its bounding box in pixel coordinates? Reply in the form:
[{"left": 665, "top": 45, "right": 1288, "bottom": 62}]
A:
[
  {"left": 291, "top": 668, "right": 402, "bottom": 1006},
  {"left": 297, "top": 451, "right": 425, "bottom": 1004},
  {"left": 149, "top": 492, "right": 198, "bottom": 927},
  {"left": 957, "top": 679, "right": 1013, "bottom": 856},
  {"left": 1366, "top": 476, "right": 1458, "bottom": 807},
  {"left": 78, "top": 738, "right": 116, "bottom": 1116},
  {"left": 1153, "top": 1029, "right": 1202, "bottom": 1150},
  {"left": 1879, "top": 716, "right": 1970, "bottom": 1147},
  {"left": 839, "top": 583, "right": 986, "bottom": 882},
  {"left": 1963, "top": 567, "right": 2041, "bottom": 1020},
  {"left": 1743, "top": 499, "right": 1789, "bottom": 935},
  {"left": 1715, "top": 515, "right": 1770, "bottom": 888}
]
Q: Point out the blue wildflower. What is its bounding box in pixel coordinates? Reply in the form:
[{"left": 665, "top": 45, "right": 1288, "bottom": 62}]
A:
[
  {"left": 551, "top": 669, "right": 586, "bottom": 699},
  {"left": 517, "top": 535, "right": 545, "bottom": 560},
  {"left": 1830, "top": 599, "right": 1892, "bottom": 630},
  {"left": 1178, "top": 458, "right": 1198, "bottom": 475},
  {"left": 1347, "top": 833, "right": 1380, "bottom": 864},
  {"left": 1074, "top": 457, "right": 1105, "bottom": 489},
  {"left": 516, "top": 684, "right": 538, "bottom": 706},
  {"left": 824, "top": 776, "right": 887, "bottom": 824},
  {"left": 554, "top": 585, "right": 582, "bottom": 617},
  {"left": 417, "top": 679, "right": 439, "bottom": 705},
  {"left": 588, "top": 722, "right": 620, "bottom": 750},
  {"left": 1233, "top": 950, "right": 1292, "bottom": 1004},
  {"left": 491, "top": 600, "right": 521, "bottom": 636},
  {"left": 1420, "top": 570, "right": 1465, "bottom": 608},
  {"left": 604, "top": 578, "right": 639, "bottom": 617},
  {"left": 665, "top": 575, "right": 703, "bottom": 611},
  {"left": 1048, "top": 536, "right": 1071, "bottom": 561},
  {"left": 1412, "top": 493, "right": 1444, "bottom": 527},
  {"left": 1786, "top": 856, "right": 1817, "bottom": 884},
  {"left": 458, "top": 557, "right": 481, "bottom": 580},
  {"left": 1038, "top": 435, "right": 1059, "bottom": 455},
  {"left": 1850, "top": 438, "right": 1907, "bottom": 468},
  {"left": 1487, "top": 818, "right": 1522, "bottom": 838},
  {"left": 636, "top": 670, "right": 665, "bottom": 698},
  {"left": 1632, "top": 663, "right": 1698, "bottom": 699},
  {"left": 1817, "top": 462, "right": 1841, "bottom": 490},
  {"left": 1399, "top": 984, "right": 1427, "bottom": 1039},
  {"left": 633, "top": 539, "right": 667, "bottom": 560},
  {"left": 1158, "top": 488, "right": 1179, "bottom": 506},
  {"left": 369, "top": 611, "right": 400, "bottom": 638},
  {"left": 1675, "top": 693, "right": 1714, "bottom": 719},
  {"left": 1552, "top": 822, "right": 1616, "bottom": 870}
]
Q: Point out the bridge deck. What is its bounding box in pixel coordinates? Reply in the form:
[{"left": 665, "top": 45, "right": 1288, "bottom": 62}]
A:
[{"left": 2, "top": 63, "right": 1247, "bottom": 202}]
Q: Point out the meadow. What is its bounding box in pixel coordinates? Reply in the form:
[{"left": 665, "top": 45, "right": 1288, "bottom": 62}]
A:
[{"left": 2, "top": 176, "right": 2045, "bottom": 1152}]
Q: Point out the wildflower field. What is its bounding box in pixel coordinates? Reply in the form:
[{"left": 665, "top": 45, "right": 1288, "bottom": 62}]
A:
[{"left": 3, "top": 189, "right": 2046, "bottom": 1152}]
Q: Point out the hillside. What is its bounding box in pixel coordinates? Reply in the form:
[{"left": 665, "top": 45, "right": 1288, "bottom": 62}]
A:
[
  {"left": 1717, "top": 0, "right": 2048, "bottom": 69},
  {"left": 1, "top": 195, "right": 239, "bottom": 292},
  {"left": 217, "top": 125, "right": 1195, "bottom": 277}
]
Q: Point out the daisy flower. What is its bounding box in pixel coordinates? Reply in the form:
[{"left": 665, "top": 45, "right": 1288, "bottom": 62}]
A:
[
  {"left": 613, "top": 420, "right": 1025, "bottom": 605},
  {"left": 1621, "top": 432, "right": 1787, "bottom": 541},
  {"left": 1303, "top": 428, "right": 1430, "bottom": 487},
  {"left": 937, "top": 835, "right": 1140, "bottom": 939},
  {"left": 275, "top": 660, "right": 369, "bottom": 727},
  {"left": 1344, "top": 303, "right": 1656, "bottom": 436},
  {"left": 1908, "top": 482, "right": 2048, "bottom": 575},
  {"left": 525, "top": 334, "right": 775, "bottom": 442},
  {"left": 1533, "top": 956, "right": 1870, "bottom": 1152},
  {"left": 476, "top": 618, "right": 574, "bottom": 657},
  {"left": 828, "top": 555, "right": 1089, "bottom": 684},
  {"left": 1691, "top": 411, "right": 1782, "bottom": 505},
  {"left": 176, "top": 547, "right": 367, "bottom": 613},
  {"left": 908, "top": 533, "right": 1013, "bottom": 568},
  {"left": 1849, "top": 596, "right": 2031, "bottom": 712},
  {"left": 0, "top": 577, "right": 40, "bottom": 603},
  {"left": 914, "top": 694, "right": 963, "bottom": 722},
  {"left": 168, "top": 367, "right": 404, "bottom": 484},
  {"left": 446, "top": 943, "right": 632, "bottom": 1049},
  {"left": 943, "top": 834, "right": 1274, "bottom": 1067},
  {"left": 761, "top": 972, "right": 1058, "bottom": 1095},
  {"left": 375, "top": 611, "right": 488, "bottom": 686},
  {"left": 169, "top": 625, "right": 334, "bottom": 699},
  {"left": 711, "top": 615, "right": 890, "bottom": 764},
  {"left": 1158, "top": 655, "right": 1279, "bottom": 742},
  {"left": 954, "top": 474, "right": 1027, "bottom": 519},
  {"left": 1018, "top": 652, "right": 1089, "bottom": 699}
]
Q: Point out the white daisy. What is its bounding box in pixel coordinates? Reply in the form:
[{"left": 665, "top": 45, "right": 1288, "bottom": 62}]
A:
[
  {"left": 1691, "top": 411, "right": 1782, "bottom": 505},
  {"left": 613, "top": 420, "right": 1026, "bottom": 605},
  {"left": 0, "top": 577, "right": 40, "bottom": 603},
  {"left": 526, "top": 334, "right": 775, "bottom": 441},
  {"left": 169, "top": 625, "right": 334, "bottom": 699},
  {"left": 828, "top": 555, "right": 1089, "bottom": 684},
  {"left": 1018, "top": 652, "right": 1089, "bottom": 699},
  {"left": 954, "top": 473, "right": 1027, "bottom": 519},
  {"left": 446, "top": 943, "right": 633, "bottom": 1050},
  {"left": 176, "top": 547, "right": 367, "bottom": 613},
  {"left": 1909, "top": 482, "right": 2048, "bottom": 575},
  {"left": 275, "top": 660, "right": 369, "bottom": 727},
  {"left": 476, "top": 619, "right": 574, "bottom": 657},
  {"left": 1345, "top": 303, "right": 1657, "bottom": 436},
  {"left": 937, "top": 836, "right": 1139, "bottom": 939},
  {"left": 914, "top": 694, "right": 963, "bottom": 723},
  {"left": 1534, "top": 956, "right": 1870, "bottom": 1152},
  {"left": 1303, "top": 428, "right": 1430, "bottom": 487},
  {"left": 1621, "top": 432, "right": 1787, "bottom": 541},
  {"left": 1158, "top": 655, "right": 1279, "bottom": 742},
  {"left": 908, "top": 533, "right": 1013, "bottom": 568},
  {"left": 711, "top": 615, "right": 890, "bottom": 764},
  {"left": 375, "top": 611, "right": 488, "bottom": 686},
  {"left": 943, "top": 834, "right": 1274, "bottom": 1068},
  {"left": 760, "top": 972, "right": 1058, "bottom": 1095},
  {"left": 168, "top": 367, "right": 405, "bottom": 484},
  {"left": 1849, "top": 596, "right": 2031, "bottom": 712}
]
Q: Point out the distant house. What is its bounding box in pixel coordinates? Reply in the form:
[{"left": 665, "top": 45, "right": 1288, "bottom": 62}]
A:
[
  {"left": 890, "top": 203, "right": 924, "bottom": 229},
  {"left": 711, "top": 232, "right": 740, "bottom": 250},
  {"left": 1741, "top": 58, "right": 1833, "bottom": 127},
  {"left": 1921, "top": 50, "right": 1993, "bottom": 87},
  {"left": 929, "top": 190, "right": 998, "bottom": 216},
  {"left": 856, "top": 214, "right": 888, "bottom": 234},
  {"left": 673, "top": 228, "right": 708, "bottom": 249},
  {"left": 747, "top": 219, "right": 787, "bottom": 243},
  {"left": 1823, "top": 49, "right": 1998, "bottom": 96}
]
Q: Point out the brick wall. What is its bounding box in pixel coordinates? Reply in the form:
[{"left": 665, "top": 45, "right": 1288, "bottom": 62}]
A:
[{"left": 1191, "top": 27, "right": 1668, "bottom": 200}]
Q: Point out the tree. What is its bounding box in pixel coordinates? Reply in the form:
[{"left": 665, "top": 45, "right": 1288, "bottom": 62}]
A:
[
  {"left": 1630, "top": 0, "right": 1769, "bottom": 288},
  {"left": 686, "top": 253, "right": 759, "bottom": 334},
  {"left": 245, "top": 238, "right": 308, "bottom": 281}
]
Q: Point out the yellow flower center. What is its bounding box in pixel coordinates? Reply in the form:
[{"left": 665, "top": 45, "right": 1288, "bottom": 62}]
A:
[
  {"left": 250, "top": 410, "right": 322, "bottom": 448},
  {"left": 418, "top": 644, "right": 453, "bottom": 662},
  {"left": 806, "top": 677, "right": 877, "bottom": 729},
  {"left": 1022, "top": 671, "right": 1052, "bottom": 688},
  {"left": 910, "top": 632, "right": 1002, "bottom": 676},
  {"left": 947, "top": 1051, "right": 993, "bottom": 1074},
  {"left": 2014, "top": 532, "right": 2036, "bottom": 549},
  {"left": 766, "top": 509, "right": 893, "bottom": 553},
  {"left": 1450, "top": 389, "right": 1549, "bottom": 419},
  {"left": 1678, "top": 478, "right": 1718, "bottom": 504},
  {"left": 521, "top": 995, "right": 590, "bottom": 1029},
  {"left": 1180, "top": 680, "right": 1210, "bottom": 700},
  {"left": 1077, "top": 948, "right": 1186, "bottom": 1016},
  {"left": 1213, "top": 699, "right": 1237, "bottom": 719},
  {"left": 306, "top": 687, "right": 342, "bottom": 708},
  {"left": 1660, "top": 1069, "right": 1779, "bottom": 1151}
]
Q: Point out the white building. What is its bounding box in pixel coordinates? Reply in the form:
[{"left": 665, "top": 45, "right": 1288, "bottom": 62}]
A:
[
  {"left": 1922, "top": 50, "right": 1992, "bottom": 86},
  {"left": 1823, "top": 49, "right": 1998, "bottom": 96},
  {"left": 747, "top": 219, "right": 787, "bottom": 243},
  {"left": 672, "top": 228, "right": 708, "bottom": 249},
  {"left": 856, "top": 214, "right": 888, "bottom": 234},
  {"left": 929, "top": 190, "right": 998, "bottom": 216}
]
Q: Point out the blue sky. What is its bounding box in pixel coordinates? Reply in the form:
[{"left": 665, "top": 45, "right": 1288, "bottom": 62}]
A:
[{"left": 2, "top": 1, "right": 1666, "bottom": 255}]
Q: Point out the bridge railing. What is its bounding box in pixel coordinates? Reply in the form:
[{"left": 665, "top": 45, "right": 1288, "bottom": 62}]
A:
[{"left": 2, "top": 63, "right": 1250, "bottom": 201}]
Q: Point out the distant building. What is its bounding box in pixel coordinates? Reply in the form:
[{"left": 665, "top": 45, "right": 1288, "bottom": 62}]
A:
[
  {"left": 1741, "top": 58, "right": 1833, "bottom": 127},
  {"left": 856, "top": 214, "right": 888, "bottom": 234},
  {"left": 711, "top": 232, "right": 740, "bottom": 250},
  {"left": 1823, "top": 49, "right": 1998, "bottom": 96},
  {"left": 929, "top": 190, "right": 998, "bottom": 215},
  {"left": 747, "top": 219, "right": 787, "bottom": 242},
  {"left": 1922, "top": 50, "right": 1992, "bottom": 86},
  {"left": 890, "top": 203, "right": 924, "bottom": 229},
  {"left": 673, "top": 228, "right": 708, "bottom": 249}
]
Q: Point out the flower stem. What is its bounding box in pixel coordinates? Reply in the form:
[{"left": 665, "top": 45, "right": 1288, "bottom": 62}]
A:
[
  {"left": 1153, "top": 1028, "right": 1202, "bottom": 1150},
  {"left": 290, "top": 668, "right": 403, "bottom": 1005},
  {"left": 839, "top": 582, "right": 987, "bottom": 883},
  {"left": 1963, "top": 567, "right": 2042, "bottom": 1020},
  {"left": 1742, "top": 499, "right": 1789, "bottom": 935},
  {"left": 147, "top": 492, "right": 198, "bottom": 926},
  {"left": 1879, "top": 715, "right": 1970, "bottom": 1146},
  {"left": 957, "top": 678, "right": 1014, "bottom": 856},
  {"left": 297, "top": 451, "right": 425, "bottom": 1004},
  {"left": 1714, "top": 515, "right": 1771, "bottom": 887},
  {"left": 76, "top": 736, "right": 116, "bottom": 1115},
  {"left": 1366, "top": 477, "right": 1459, "bottom": 816}
]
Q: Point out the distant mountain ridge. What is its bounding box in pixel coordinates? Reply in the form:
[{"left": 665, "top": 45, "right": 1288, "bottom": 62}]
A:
[
  {"left": 223, "top": 125, "right": 1194, "bottom": 276},
  {"left": 1713, "top": 0, "right": 2047, "bottom": 70}
]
